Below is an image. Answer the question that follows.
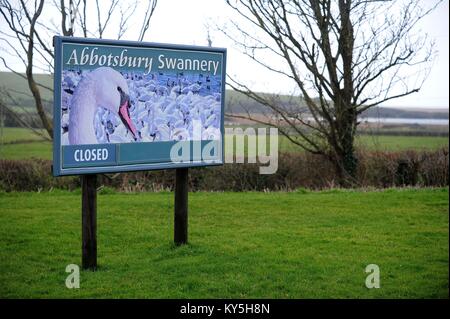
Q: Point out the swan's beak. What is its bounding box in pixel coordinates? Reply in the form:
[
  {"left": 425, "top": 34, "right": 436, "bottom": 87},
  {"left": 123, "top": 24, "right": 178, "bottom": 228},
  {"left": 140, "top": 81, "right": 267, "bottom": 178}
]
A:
[{"left": 118, "top": 96, "right": 138, "bottom": 141}]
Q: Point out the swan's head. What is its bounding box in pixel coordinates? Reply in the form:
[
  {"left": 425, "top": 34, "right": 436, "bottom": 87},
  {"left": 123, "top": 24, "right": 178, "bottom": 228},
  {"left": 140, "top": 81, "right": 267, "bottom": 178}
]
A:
[{"left": 93, "top": 67, "right": 138, "bottom": 140}]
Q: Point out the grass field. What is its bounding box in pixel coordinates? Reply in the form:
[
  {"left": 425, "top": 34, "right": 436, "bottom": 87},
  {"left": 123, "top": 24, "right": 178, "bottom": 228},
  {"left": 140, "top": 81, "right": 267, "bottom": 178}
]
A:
[
  {"left": 0, "top": 127, "right": 48, "bottom": 143},
  {"left": 0, "top": 188, "right": 448, "bottom": 298},
  {"left": 0, "top": 127, "right": 448, "bottom": 160},
  {"left": 0, "top": 141, "right": 52, "bottom": 160}
]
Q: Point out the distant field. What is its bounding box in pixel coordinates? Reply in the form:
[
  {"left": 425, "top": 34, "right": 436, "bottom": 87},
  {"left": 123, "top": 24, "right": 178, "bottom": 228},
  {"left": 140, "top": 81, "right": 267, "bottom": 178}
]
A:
[
  {"left": 0, "top": 127, "right": 448, "bottom": 160},
  {"left": 0, "top": 128, "right": 51, "bottom": 160},
  {"left": 354, "top": 135, "right": 449, "bottom": 151},
  {"left": 277, "top": 134, "right": 449, "bottom": 152},
  {"left": 0, "top": 141, "right": 52, "bottom": 160},
  {"left": 0, "top": 188, "right": 448, "bottom": 298},
  {"left": 0, "top": 127, "right": 48, "bottom": 143}
]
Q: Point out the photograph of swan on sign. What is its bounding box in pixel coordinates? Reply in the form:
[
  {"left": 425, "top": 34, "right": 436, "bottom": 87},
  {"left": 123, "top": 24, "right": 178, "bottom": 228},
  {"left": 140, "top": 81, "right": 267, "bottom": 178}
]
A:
[
  {"left": 53, "top": 37, "right": 226, "bottom": 176},
  {"left": 61, "top": 65, "right": 222, "bottom": 145}
]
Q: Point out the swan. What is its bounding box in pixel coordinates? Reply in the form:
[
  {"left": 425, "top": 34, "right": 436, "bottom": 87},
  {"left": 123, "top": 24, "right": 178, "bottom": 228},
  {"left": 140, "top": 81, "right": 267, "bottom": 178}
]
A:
[{"left": 68, "top": 67, "right": 137, "bottom": 145}]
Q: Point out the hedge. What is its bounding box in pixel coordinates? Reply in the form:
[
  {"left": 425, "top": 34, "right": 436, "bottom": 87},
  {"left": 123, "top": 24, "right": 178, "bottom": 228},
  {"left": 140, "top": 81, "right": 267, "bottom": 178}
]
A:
[{"left": 0, "top": 148, "right": 448, "bottom": 192}]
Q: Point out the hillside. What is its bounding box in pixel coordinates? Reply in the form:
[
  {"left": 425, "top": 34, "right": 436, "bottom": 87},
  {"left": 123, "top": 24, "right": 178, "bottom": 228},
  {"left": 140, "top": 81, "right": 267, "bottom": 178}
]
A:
[{"left": 0, "top": 71, "right": 448, "bottom": 119}]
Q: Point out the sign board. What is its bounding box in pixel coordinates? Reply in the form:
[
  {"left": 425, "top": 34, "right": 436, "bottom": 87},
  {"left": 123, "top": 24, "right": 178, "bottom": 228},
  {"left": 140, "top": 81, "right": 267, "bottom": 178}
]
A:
[{"left": 52, "top": 36, "right": 226, "bottom": 176}]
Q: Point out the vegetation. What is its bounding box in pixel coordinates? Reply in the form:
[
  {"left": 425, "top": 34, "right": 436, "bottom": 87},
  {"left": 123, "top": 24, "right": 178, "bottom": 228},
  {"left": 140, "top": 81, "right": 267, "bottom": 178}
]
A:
[
  {"left": 0, "top": 127, "right": 47, "bottom": 143},
  {"left": 0, "top": 188, "right": 447, "bottom": 298},
  {"left": 0, "top": 127, "right": 448, "bottom": 161},
  {"left": 0, "top": 142, "right": 51, "bottom": 160}
]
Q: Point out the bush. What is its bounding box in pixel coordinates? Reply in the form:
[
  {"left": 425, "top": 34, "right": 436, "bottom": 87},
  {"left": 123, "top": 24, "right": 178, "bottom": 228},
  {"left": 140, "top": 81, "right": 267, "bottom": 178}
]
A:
[
  {"left": 0, "top": 148, "right": 448, "bottom": 192},
  {"left": 357, "top": 149, "right": 448, "bottom": 188},
  {"left": 0, "top": 159, "right": 79, "bottom": 192}
]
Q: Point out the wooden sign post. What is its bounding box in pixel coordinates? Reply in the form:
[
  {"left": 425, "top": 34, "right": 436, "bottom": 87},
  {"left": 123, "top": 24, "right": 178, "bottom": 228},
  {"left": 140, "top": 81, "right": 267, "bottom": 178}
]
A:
[
  {"left": 80, "top": 169, "right": 188, "bottom": 271},
  {"left": 82, "top": 174, "right": 97, "bottom": 270},
  {"left": 174, "top": 168, "right": 188, "bottom": 245}
]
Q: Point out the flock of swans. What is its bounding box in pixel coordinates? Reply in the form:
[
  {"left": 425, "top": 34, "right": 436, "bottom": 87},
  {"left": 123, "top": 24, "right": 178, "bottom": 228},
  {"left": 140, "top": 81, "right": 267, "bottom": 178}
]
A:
[{"left": 61, "top": 67, "right": 222, "bottom": 145}]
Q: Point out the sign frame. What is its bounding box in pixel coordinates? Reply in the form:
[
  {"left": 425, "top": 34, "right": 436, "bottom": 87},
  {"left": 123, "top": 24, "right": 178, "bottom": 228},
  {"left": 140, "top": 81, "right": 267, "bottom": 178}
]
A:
[{"left": 52, "top": 36, "right": 226, "bottom": 176}]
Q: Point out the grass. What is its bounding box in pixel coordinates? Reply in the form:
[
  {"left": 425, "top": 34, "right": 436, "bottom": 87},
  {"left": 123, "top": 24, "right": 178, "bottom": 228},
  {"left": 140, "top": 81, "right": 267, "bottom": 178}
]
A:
[
  {"left": 275, "top": 134, "right": 448, "bottom": 153},
  {"left": 0, "top": 127, "right": 48, "bottom": 143},
  {"left": 0, "top": 128, "right": 51, "bottom": 160},
  {"left": 0, "top": 141, "right": 52, "bottom": 160},
  {"left": 0, "top": 127, "right": 448, "bottom": 161},
  {"left": 354, "top": 135, "right": 449, "bottom": 151},
  {"left": 0, "top": 188, "right": 448, "bottom": 298}
]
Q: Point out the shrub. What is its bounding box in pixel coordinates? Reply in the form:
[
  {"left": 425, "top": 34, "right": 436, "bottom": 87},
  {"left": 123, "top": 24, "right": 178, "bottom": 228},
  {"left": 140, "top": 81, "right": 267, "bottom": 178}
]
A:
[{"left": 0, "top": 148, "right": 448, "bottom": 192}]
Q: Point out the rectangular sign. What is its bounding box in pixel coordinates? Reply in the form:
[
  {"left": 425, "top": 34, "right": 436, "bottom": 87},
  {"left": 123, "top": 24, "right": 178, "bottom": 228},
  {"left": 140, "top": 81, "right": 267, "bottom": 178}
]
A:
[{"left": 52, "top": 36, "right": 226, "bottom": 176}]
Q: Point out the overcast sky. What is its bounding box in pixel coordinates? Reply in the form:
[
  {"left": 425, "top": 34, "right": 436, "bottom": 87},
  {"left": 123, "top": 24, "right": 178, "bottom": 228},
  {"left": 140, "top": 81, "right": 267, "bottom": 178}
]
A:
[{"left": 1, "top": 0, "right": 448, "bottom": 108}]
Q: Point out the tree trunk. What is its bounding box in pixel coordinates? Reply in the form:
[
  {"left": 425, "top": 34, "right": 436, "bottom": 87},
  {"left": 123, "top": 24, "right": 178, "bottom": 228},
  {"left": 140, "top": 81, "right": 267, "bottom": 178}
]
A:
[
  {"left": 340, "top": 138, "right": 358, "bottom": 186},
  {"left": 26, "top": 76, "right": 53, "bottom": 138},
  {"left": 331, "top": 144, "right": 357, "bottom": 187},
  {"left": 332, "top": 100, "right": 358, "bottom": 186},
  {"left": 26, "top": 0, "right": 53, "bottom": 139},
  {"left": 341, "top": 107, "right": 358, "bottom": 180}
]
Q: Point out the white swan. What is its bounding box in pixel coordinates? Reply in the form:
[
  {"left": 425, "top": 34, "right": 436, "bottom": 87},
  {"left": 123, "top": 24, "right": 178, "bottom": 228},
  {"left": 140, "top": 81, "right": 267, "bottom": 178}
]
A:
[{"left": 69, "top": 67, "right": 137, "bottom": 145}]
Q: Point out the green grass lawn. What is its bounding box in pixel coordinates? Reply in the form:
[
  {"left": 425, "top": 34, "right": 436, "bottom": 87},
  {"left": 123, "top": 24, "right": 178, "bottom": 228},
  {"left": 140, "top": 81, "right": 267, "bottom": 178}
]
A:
[
  {"left": 0, "top": 188, "right": 448, "bottom": 298},
  {"left": 0, "top": 127, "right": 448, "bottom": 160}
]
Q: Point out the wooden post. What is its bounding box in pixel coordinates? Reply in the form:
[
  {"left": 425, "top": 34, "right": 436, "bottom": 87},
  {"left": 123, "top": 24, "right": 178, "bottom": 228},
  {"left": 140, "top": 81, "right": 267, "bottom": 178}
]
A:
[
  {"left": 174, "top": 168, "right": 188, "bottom": 245},
  {"left": 82, "top": 174, "right": 97, "bottom": 270}
]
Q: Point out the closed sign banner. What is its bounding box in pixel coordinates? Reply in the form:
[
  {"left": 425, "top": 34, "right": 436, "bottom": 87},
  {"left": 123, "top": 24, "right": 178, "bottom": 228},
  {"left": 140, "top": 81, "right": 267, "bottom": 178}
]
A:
[{"left": 52, "top": 36, "right": 226, "bottom": 176}]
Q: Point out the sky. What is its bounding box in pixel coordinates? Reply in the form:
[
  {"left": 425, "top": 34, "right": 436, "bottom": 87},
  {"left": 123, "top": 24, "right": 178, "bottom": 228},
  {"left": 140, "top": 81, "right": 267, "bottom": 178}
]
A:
[{"left": 0, "top": 0, "right": 448, "bottom": 109}]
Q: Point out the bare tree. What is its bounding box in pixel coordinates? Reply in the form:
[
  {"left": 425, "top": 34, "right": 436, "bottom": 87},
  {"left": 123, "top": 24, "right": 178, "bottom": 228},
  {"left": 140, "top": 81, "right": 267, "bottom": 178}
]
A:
[
  {"left": 0, "top": 0, "right": 53, "bottom": 137},
  {"left": 204, "top": 22, "right": 213, "bottom": 47},
  {"left": 0, "top": 89, "right": 51, "bottom": 141},
  {"left": 223, "top": 0, "right": 441, "bottom": 185},
  {"left": 138, "top": 0, "right": 158, "bottom": 41},
  {"left": 0, "top": 0, "right": 158, "bottom": 139}
]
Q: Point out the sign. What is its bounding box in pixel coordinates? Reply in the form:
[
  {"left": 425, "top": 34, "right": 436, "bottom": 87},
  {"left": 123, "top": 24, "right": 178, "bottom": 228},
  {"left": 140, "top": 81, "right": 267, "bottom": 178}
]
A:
[{"left": 52, "top": 36, "right": 226, "bottom": 176}]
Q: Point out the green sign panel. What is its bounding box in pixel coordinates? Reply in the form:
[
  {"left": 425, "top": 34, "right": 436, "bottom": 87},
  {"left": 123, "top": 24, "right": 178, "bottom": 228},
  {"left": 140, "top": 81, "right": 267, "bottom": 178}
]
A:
[{"left": 52, "top": 36, "right": 226, "bottom": 176}]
